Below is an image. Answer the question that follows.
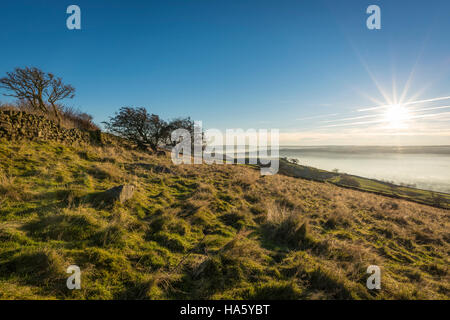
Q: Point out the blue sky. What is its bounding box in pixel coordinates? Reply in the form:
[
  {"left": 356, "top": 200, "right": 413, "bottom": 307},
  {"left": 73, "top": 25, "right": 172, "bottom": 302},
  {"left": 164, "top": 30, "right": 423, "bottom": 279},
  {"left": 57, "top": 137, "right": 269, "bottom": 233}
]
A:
[{"left": 0, "top": 0, "right": 449, "bottom": 145}]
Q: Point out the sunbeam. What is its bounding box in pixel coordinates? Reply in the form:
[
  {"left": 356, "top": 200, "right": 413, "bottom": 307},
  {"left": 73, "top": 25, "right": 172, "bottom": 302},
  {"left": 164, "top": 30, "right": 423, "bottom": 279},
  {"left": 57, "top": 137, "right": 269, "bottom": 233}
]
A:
[
  {"left": 320, "top": 110, "right": 450, "bottom": 129},
  {"left": 357, "top": 95, "right": 450, "bottom": 112}
]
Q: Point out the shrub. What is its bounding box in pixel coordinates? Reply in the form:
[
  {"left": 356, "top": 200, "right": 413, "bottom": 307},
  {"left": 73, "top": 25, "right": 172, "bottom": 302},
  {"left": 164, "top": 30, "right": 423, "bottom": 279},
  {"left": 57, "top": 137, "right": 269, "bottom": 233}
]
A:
[{"left": 59, "top": 106, "right": 99, "bottom": 131}]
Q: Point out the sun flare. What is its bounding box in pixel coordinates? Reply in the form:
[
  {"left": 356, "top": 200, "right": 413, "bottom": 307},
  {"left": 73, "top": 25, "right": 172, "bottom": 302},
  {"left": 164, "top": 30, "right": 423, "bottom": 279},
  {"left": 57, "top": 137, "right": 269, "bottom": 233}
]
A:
[{"left": 383, "top": 104, "right": 411, "bottom": 129}]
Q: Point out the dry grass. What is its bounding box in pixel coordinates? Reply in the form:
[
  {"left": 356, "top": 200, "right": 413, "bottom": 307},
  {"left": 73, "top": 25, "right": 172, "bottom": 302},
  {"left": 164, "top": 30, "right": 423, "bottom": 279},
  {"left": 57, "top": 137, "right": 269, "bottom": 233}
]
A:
[{"left": 0, "top": 139, "right": 448, "bottom": 300}]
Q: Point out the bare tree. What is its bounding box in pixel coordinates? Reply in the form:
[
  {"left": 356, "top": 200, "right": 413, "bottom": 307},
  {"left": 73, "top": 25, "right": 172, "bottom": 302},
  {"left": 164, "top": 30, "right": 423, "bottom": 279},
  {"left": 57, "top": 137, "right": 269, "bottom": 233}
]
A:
[
  {"left": 0, "top": 67, "right": 75, "bottom": 124},
  {"left": 46, "top": 76, "right": 75, "bottom": 124}
]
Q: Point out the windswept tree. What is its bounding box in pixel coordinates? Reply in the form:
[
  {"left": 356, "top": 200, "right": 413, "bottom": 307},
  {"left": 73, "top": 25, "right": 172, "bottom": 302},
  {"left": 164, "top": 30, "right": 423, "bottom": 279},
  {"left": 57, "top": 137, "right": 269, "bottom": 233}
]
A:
[
  {"left": 166, "top": 117, "right": 205, "bottom": 151},
  {"left": 103, "top": 106, "right": 198, "bottom": 151},
  {"left": 0, "top": 67, "right": 75, "bottom": 124},
  {"left": 47, "top": 76, "right": 76, "bottom": 123},
  {"left": 103, "top": 107, "right": 168, "bottom": 151}
]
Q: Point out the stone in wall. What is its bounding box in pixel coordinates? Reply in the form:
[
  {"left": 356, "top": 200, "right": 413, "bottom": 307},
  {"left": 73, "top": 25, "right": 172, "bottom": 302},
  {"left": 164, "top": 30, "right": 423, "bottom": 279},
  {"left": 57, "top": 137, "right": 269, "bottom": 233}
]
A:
[
  {"left": 0, "top": 110, "right": 134, "bottom": 149},
  {"left": 0, "top": 110, "right": 97, "bottom": 145}
]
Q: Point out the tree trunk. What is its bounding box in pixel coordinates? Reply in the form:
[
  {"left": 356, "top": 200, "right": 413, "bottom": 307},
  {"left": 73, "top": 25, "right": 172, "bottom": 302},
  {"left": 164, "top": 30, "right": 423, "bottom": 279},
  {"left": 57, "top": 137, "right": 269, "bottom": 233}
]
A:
[{"left": 50, "top": 103, "right": 61, "bottom": 126}]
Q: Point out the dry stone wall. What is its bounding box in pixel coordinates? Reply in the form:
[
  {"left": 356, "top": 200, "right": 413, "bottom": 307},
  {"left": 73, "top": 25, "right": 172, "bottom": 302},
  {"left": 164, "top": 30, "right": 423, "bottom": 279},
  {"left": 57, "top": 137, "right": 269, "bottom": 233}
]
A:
[{"left": 0, "top": 110, "right": 101, "bottom": 145}]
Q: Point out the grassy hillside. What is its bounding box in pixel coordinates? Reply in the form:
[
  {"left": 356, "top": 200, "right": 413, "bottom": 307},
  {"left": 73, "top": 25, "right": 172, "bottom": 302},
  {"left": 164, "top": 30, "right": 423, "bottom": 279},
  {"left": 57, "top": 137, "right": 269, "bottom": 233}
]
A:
[
  {"left": 0, "top": 140, "right": 449, "bottom": 299},
  {"left": 279, "top": 159, "right": 450, "bottom": 209}
]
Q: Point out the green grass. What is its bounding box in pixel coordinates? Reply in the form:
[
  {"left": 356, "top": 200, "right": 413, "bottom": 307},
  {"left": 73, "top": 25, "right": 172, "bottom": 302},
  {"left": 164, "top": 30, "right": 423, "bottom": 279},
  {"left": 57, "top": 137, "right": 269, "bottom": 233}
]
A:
[{"left": 0, "top": 139, "right": 448, "bottom": 300}]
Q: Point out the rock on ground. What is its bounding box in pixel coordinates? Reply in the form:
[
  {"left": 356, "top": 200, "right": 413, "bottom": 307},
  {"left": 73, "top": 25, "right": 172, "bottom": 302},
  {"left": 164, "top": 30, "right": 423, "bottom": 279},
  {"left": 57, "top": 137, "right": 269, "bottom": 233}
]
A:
[{"left": 103, "top": 184, "right": 136, "bottom": 204}]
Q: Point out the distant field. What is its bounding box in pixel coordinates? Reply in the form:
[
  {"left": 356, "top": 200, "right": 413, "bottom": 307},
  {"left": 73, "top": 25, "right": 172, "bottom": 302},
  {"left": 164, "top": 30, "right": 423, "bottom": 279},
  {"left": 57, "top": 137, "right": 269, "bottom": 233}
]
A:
[
  {"left": 278, "top": 146, "right": 450, "bottom": 194},
  {"left": 280, "top": 145, "right": 450, "bottom": 155},
  {"left": 278, "top": 158, "right": 450, "bottom": 210}
]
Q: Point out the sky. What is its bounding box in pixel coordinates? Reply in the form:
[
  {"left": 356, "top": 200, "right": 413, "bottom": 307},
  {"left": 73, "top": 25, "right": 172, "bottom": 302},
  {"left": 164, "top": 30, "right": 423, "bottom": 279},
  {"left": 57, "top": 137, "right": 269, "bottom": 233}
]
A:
[{"left": 0, "top": 0, "right": 449, "bottom": 145}]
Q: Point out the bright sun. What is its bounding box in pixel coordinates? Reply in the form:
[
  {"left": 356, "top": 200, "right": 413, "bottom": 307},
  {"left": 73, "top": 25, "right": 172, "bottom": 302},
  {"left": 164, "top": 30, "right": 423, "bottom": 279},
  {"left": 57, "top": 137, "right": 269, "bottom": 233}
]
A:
[{"left": 383, "top": 104, "right": 411, "bottom": 129}]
